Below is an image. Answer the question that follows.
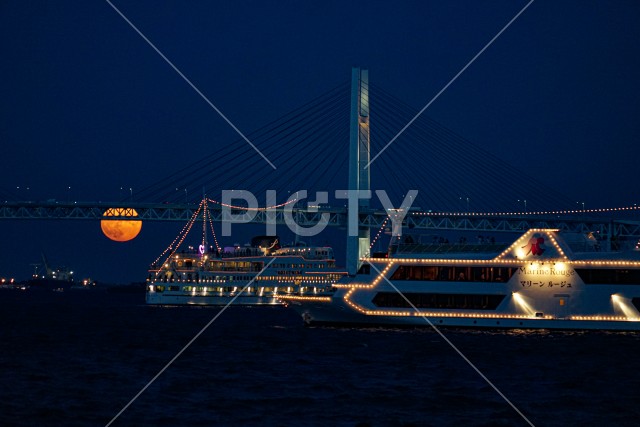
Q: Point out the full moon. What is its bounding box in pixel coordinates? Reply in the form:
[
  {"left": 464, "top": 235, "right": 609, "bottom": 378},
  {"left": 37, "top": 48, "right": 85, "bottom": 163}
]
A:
[{"left": 100, "top": 208, "right": 142, "bottom": 242}]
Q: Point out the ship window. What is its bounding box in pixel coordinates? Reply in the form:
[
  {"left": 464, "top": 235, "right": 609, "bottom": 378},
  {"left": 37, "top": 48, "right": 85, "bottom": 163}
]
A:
[
  {"left": 372, "top": 292, "right": 505, "bottom": 310},
  {"left": 390, "top": 265, "right": 515, "bottom": 282},
  {"left": 357, "top": 264, "right": 371, "bottom": 275},
  {"left": 168, "top": 286, "right": 180, "bottom": 291},
  {"left": 575, "top": 269, "right": 640, "bottom": 285}
]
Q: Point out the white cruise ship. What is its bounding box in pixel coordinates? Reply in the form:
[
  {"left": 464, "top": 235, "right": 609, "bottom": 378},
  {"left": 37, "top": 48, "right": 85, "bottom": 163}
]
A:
[
  {"left": 146, "top": 236, "right": 346, "bottom": 305},
  {"left": 283, "top": 229, "right": 640, "bottom": 330}
]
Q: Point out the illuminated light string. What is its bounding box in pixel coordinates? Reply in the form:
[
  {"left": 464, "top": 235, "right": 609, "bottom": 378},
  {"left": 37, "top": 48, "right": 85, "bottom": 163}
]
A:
[
  {"left": 201, "top": 198, "right": 208, "bottom": 250},
  {"left": 369, "top": 216, "right": 390, "bottom": 251},
  {"left": 493, "top": 228, "right": 557, "bottom": 259},
  {"left": 336, "top": 252, "right": 640, "bottom": 322},
  {"left": 343, "top": 285, "right": 638, "bottom": 322},
  {"left": 159, "top": 202, "right": 203, "bottom": 259},
  {"left": 152, "top": 201, "right": 205, "bottom": 277},
  {"left": 546, "top": 234, "right": 568, "bottom": 260},
  {"left": 344, "top": 294, "right": 636, "bottom": 322},
  {"left": 155, "top": 212, "right": 201, "bottom": 278},
  {"left": 207, "top": 197, "right": 298, "bottom": 211},
  {"left": 357, "top": 228, "right": 640, "bottom": 266},
  {"left": 494, "top": 229, "right": 569, "bottom": 261},
  {"left": 159, "top": 200, "right": 204, "bottom": 260},
  {"left": 358, "top": 256, "right": 640, "bottom": 268},
  {"left": 571, "top": 315, "right": 638, "bottom": 321},
  {"left": 151, "top": 200, "right": 204, "bottom": 267},
  {"left": 279, "top": 295, "right": 332, "bottom": 302},
  {"left": 152, "top": 197, "right": 224, "bottom": 276},
  {"left": 206, "top": 206, "right": 222, "bottom": 252},
  {"left": 341, "top": 263, "right": 394, "bottom": 313},
  {"left": 409, "top": 204, "right": 640, "bottom": 217}
]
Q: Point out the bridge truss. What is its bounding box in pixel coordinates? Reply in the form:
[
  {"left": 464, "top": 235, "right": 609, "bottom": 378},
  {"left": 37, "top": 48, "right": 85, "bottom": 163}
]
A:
[{"left": 2, "top": 201, "right": 640, "bottom": 238}]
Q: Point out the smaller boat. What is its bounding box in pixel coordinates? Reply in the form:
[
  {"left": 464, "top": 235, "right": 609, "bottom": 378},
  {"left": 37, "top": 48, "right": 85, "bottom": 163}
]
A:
[{"left": 27, "top": 253, "right": 74, "bottom": 292}]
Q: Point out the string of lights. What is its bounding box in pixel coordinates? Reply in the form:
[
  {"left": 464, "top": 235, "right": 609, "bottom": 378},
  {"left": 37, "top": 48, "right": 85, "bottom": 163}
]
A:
[
  {"left": 206, "top": 204, "right": 221, "bottom": 251},
  {"left": 201, "top": 198, "right": 208, "bottom": 250},
  {"left": 408, "top": 204, "right": 640, "bottom": 217},
  {"left": 206, "top": 197, "right": 298, "bottom": 211},
  {"left": 369, "top": 216, "right": 389, "bottom": 251},
  {"left": 153, "top": 208, "right": 203, "bottom": 278},
  {"left": 151, "top": 200, "right": 204, "bottom": 270}
]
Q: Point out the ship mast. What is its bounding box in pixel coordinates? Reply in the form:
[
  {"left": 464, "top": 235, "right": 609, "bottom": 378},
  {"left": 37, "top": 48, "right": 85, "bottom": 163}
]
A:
[{"left": 201, "top": 196, "right": 208, "bottom": 254}]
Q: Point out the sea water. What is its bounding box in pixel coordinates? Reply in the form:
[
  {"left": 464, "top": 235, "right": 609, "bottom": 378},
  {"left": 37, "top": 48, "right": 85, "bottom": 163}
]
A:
[{"left": 1, "top": 291, "right": 638, "bottom": 426}]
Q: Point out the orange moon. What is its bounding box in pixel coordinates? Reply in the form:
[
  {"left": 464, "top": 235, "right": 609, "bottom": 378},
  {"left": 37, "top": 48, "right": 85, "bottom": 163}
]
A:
[{"left": 101, "top": 208, "right": 142, "bottom": 242}]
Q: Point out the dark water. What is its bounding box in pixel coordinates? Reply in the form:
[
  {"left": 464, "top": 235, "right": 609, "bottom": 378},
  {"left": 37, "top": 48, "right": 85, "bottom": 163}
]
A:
[{"left": 1, "top": 291, "right": 639, "bottom": 427}]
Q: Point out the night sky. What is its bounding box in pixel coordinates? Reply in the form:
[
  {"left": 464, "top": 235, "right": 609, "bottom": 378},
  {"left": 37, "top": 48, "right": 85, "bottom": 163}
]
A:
[{"left": 1, "top": 1, "right": 639, "bottom": 283}]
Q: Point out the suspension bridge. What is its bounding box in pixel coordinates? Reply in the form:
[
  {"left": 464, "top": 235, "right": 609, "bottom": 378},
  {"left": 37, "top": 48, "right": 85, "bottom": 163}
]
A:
[{"left": 2, "top": 68, "right": 639, "bottom": 274}]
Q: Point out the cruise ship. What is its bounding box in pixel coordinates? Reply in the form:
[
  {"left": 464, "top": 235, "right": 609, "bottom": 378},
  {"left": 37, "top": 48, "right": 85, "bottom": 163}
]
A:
[
  {"left": 146, "top": 236, "right": 346, "bottom": 305},
  {"left": 283, "top": 229, "right": 640, "bottom": 330}
]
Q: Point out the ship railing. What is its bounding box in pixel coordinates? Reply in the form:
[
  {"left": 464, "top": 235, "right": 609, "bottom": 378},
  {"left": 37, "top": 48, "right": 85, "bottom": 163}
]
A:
[
  {"left": 389, "top": 242, "right": 507, "bottom": 255},
  {"left": 220, "top": 248, "right": 265, "bottom": 258},
  {"left": 568, "top": 240, "right": 637, "bottom": 253}
]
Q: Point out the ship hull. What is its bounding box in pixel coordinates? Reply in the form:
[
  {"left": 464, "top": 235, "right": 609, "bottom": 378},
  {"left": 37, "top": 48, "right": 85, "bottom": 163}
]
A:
[
  {"left": 146, "top": 292, "right": 280, "bottom": 306},
  {"left": 288, "top": 299, "right": 640, "bottom": 331}
]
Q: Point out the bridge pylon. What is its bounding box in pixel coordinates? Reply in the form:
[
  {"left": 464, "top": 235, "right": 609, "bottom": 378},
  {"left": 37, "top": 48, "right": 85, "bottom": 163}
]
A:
[{"left": 347, "top": 67, "right": 371, "bottom": 275}]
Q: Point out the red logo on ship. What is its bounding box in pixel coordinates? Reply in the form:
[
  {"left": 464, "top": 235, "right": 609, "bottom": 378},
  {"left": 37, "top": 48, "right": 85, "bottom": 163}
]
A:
[{"left": 523, "top": 235, "right": 546, "bottom": 256}]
